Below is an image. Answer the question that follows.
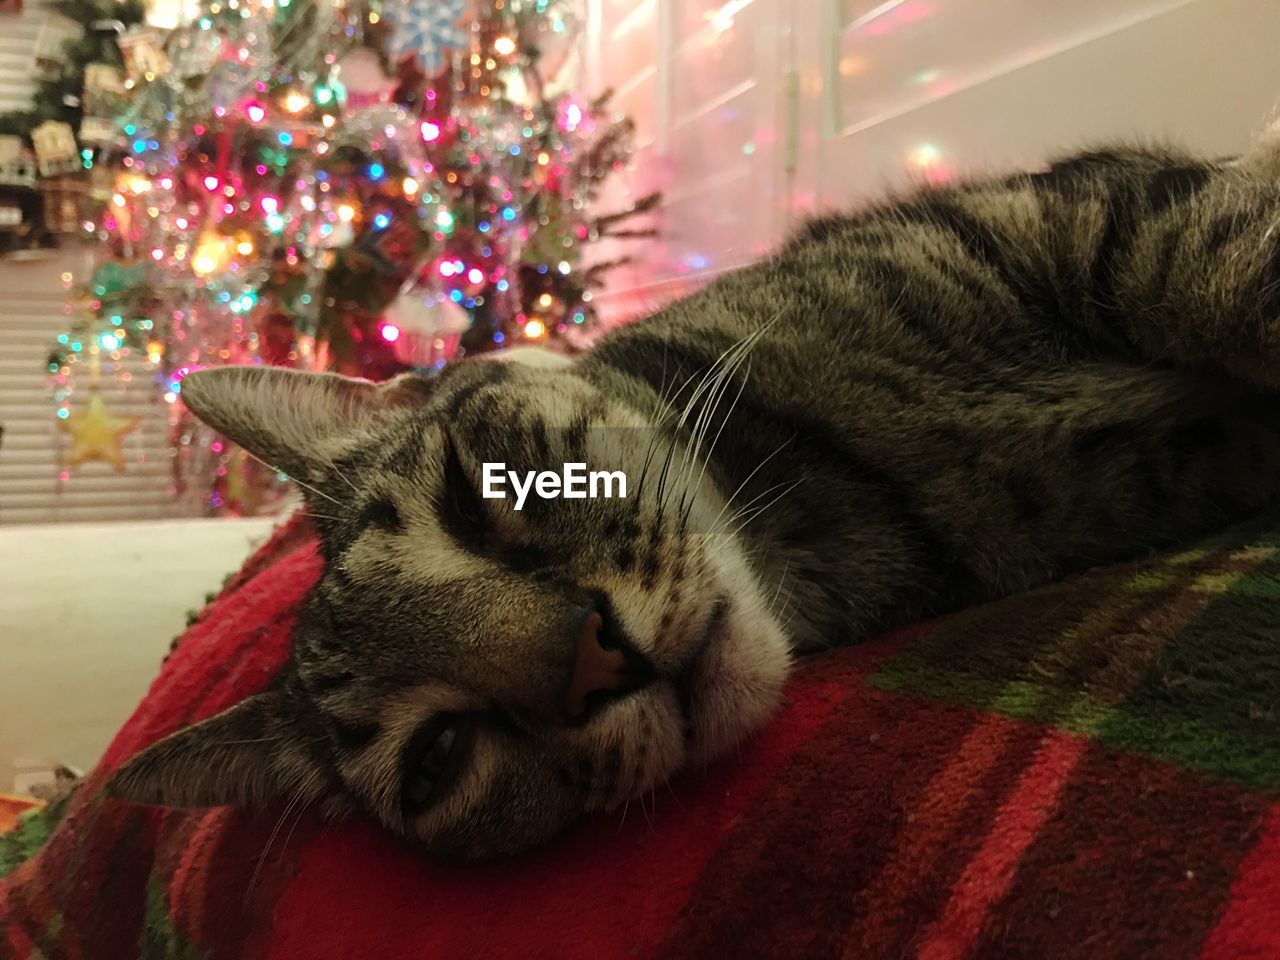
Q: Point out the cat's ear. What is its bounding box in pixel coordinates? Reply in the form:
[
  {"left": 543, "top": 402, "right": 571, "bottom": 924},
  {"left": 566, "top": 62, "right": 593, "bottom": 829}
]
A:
[
  {"left": 179, "top": 366, "right": 431, "bottom": 479},
  {"left": 106, "top": 690, "right": 322, "bottom": 810}
]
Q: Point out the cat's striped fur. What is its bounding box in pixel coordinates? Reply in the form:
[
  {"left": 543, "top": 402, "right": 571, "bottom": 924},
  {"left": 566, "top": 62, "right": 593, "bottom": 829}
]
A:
[{"left": 111, "top": 140, "right": 1280, "bottom": 857}]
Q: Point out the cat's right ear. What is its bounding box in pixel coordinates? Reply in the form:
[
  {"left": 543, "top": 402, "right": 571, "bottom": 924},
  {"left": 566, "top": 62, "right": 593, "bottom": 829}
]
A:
[
  {"left": 179, "top": 366, "right": 431, "bottom": 480},
  {"left": 105, "top": 689, "right": 323, "bottom": 810}
]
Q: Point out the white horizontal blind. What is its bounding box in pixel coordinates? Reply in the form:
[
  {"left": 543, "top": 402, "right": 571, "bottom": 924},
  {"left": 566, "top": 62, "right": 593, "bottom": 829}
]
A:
[
  {"left": 0, "top": 0, "right": 81, "bottom": 116},
  {"left": 0, "top": 252, "right": 182, "bottom": 524}
]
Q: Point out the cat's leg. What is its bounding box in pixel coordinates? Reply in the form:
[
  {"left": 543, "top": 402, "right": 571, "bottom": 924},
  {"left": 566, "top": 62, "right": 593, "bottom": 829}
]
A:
[{"left": 1065, "top": 146, "right": 1280, "bottom": 390}]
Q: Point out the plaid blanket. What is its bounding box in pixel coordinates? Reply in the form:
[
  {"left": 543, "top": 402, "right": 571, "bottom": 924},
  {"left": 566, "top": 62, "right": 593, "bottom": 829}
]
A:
[{"left": 3, "top": 512, "right": 1279, "bottom": 959}]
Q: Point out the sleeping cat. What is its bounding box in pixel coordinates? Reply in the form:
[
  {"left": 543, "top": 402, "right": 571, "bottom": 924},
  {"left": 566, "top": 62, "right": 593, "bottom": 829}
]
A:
[{"left": 110, "top": 140, "right": 1280, "bottom": 858}]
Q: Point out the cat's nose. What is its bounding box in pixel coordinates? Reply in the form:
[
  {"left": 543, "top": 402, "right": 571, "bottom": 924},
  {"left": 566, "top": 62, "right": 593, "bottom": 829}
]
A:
[{"left": 565, "top": 606, "right": 654, "bottom": 722}]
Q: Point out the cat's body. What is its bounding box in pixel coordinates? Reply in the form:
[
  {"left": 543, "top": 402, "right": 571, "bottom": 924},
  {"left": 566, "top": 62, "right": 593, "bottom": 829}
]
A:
[
  {"left": 111, "top": 142, "right": 1280, "bottom": 857},
  {"left": 579, "top": 145, "right": 1280, "bottom": 652}
]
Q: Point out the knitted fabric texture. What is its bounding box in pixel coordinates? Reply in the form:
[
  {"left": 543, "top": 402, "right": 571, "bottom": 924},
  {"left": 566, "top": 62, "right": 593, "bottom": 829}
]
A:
[{"left": 2, "top": 511, "right": 1279, "bottom": 959}]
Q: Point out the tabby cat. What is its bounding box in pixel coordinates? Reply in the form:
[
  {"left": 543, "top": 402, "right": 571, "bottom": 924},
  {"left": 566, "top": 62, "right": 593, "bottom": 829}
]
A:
[{"left": 110, "top": 139, "right": 1280, "bottom": 858}]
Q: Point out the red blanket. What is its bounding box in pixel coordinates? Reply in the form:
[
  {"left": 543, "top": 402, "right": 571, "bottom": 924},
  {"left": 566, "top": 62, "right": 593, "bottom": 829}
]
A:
[{"left": 3, "top": 513, "right": 1280, "bottom": 959}]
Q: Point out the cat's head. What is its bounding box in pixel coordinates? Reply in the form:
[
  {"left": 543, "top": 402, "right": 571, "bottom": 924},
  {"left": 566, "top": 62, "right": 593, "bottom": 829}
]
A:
[{"left": 107, "top": 355, "right": 791, "bottom": 857}]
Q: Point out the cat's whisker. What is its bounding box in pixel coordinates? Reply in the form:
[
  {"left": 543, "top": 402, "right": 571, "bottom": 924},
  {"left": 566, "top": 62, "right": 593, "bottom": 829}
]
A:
[
  {"left": 662, "top": 775, "right": 688, "bottom": 814},
  {"left": 246, "top": 768, "right": 321, "bottom": 902},
  {"left": 770, "top": 559, "right": 792, "bottom": 615},
  {"left": 325, "top": 456, "right": 360, "bottom": 493},
  {"left": 684, "top": 360, "right": 752, "bottom": 523},
  {"left": 239, "top": 447, "right": 344, "bottom": 507},
  {"left": 726, "top": 477, "right": 808, "bottom": 540},
  {"left": 708, "top": 436, "right": 795, "bottom": 534},
  {"left": 668, "top": 311, "right": 781, "bottom": 516}
]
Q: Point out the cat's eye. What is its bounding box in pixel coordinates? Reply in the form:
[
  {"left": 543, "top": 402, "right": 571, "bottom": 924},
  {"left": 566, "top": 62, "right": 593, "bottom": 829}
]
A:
[
  {"left": 443, "top": 435, "right": 486, "bottom": 532},
  {"left": 402, "top": 713, "right": 474, "bottom": 816}
]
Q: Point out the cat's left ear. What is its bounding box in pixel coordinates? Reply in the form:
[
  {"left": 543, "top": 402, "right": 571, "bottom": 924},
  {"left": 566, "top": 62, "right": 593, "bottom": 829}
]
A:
[
  {"left": 179, "top": 366, "right": 432, "bottom": 480},
  {"left": 106, "top": 689, "right": 323, "bottom": 810}
]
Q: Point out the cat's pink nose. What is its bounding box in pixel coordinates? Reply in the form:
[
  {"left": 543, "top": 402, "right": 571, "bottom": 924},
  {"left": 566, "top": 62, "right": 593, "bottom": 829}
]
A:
[{"left": 564, "top": 608, "right": 652, "bottom": 721}]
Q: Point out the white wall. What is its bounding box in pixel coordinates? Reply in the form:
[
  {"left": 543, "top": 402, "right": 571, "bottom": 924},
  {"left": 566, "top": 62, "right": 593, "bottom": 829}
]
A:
[
  {"left": 0, "top": 516, "right": 277, "bottom": 788},
  {"left": 587, "top": 0, "right": 1280, "bottom": 319}
]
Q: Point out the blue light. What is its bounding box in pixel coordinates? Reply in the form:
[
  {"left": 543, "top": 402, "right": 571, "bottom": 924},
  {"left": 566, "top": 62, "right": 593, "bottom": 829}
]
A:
[
  {"left": 493, "top": 332, "right": 505, "bottom": 343},
  {"left": 481, "top": 246, "right": 492, "bottom": 257},
  {"left": 373, "top": 212, "right": 390, "bottom": 229},
  {"left": 449, "top": 289, "right": 463, "bottom": 303},
  {"left": 368, "top": 162, "right": 385, "bottom": 180},
  {"left": 464, "top": 297, "right": 475, "bottom": 308},
  {"left": 496, "top": 279, "right": 509, "bottom": 292},
  {"left": 502, "top": 207, "right": 516, "bottom": 220},
  {"left": 124, "top": 124, "right": 136, "bottom": 136},
  {"left": 218, "top": 291, "right": 231, "bottom": 302},
  {"left": 537, "top": 264, "right": 548, "bottom": 275},
  {"left": 56, "top": 408, "right": 69, "bottom": 419},
  {"left": 509, "top": 145, "right": 521, "bottom": 156},
  {"left": 478, "top": 221, "right": 490, "bottom": 233},
  {"left": 278, "top": 132, "right": 293, "bottom": 146},
  {"left": 132, "top": 140, "right": 147, "bottom": 153},
  {"left": 148, "top": 139, "right": 159, "bottom": 150}
]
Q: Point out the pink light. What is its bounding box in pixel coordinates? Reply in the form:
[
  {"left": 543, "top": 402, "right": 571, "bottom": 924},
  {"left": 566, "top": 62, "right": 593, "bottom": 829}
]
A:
[
  {"left": 245, "top": 102, "right": 267, "bottom": 123},
  {"left": 420, "top": 120, "right": 441, "bottom": 142},
  {"left": 380, "top": 323, "right": 401, "bottom": 343},
  {"left": 467, "top": 267, "right": 484, "bottom": 284},
  {"left": 203, "top": 175, "right": 219, "bottom": 191},
  {"left": 439, "top": 261, "right": 455, "bottom": 277}
]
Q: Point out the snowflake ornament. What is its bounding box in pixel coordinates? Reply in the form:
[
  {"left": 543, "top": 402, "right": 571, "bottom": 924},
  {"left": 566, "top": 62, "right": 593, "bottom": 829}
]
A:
[{"left": 384, "top": 0, "right": 469, "bottom": 74}]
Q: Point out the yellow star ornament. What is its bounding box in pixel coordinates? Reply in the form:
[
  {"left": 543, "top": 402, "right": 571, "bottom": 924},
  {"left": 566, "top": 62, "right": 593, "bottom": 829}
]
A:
[{"left": 59, "top": 392, "right": 141, "bottom": 471}]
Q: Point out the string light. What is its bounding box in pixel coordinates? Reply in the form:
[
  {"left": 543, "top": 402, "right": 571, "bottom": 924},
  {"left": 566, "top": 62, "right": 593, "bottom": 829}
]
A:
[
  {"left": 283, "top": 90, "right": 310, "bottom": 113},
  {"left": 48, "top": 0, "right": 646, "bottom": 516}
]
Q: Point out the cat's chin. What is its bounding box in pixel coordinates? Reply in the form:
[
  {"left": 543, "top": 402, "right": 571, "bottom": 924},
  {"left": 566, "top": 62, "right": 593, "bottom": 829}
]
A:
[{"left": 678, "top": 600, "right": 792, "bottom": 767}]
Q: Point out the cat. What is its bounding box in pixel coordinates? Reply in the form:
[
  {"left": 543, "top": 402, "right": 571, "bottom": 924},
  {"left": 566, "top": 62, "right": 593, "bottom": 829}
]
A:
[{"left": 109, "top": 138, "right": 1280, "bottom": 858}]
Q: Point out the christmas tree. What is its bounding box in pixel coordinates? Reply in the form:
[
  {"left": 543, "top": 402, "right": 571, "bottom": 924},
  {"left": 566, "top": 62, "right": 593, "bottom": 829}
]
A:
[
  {"left": 46, "top": 0, "right": 657, "bottom": 514},
  {"left": 0, "top": 0, "right": 146, "bottom": 255}
]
